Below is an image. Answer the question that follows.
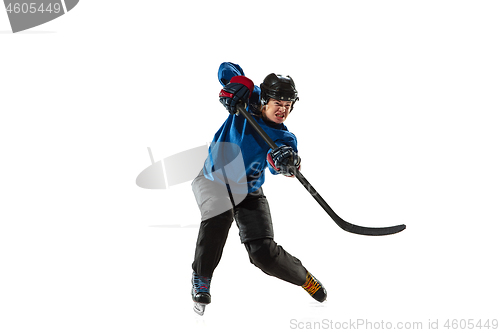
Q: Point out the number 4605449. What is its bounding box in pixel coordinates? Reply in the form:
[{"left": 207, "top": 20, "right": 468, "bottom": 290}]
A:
[
  {"left": 444, "top": 319, "right": 498, "bottom": 330},
  {"left": 6, "top": 2, "right": 62, "bottom": 14}
]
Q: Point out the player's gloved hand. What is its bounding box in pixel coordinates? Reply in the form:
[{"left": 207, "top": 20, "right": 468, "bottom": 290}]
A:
[
  {"left": 219, "top": 76, "right": 254, "bottom": 115},
  {"left": 267, "top": 145, "right": 301, "bottom": 177}
]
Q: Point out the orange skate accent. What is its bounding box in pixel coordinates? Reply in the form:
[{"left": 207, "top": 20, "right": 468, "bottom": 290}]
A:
[{"left": 302, "top": 272, "right": 321, "bottom": 296}]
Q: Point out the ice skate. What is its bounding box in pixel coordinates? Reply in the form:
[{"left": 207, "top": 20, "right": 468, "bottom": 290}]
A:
[
  {"left": 191, "top": 272, "right": 211, "bottom": 316},
  {"left": 302, "top": 271, "right": 327, "bottom": 302}
]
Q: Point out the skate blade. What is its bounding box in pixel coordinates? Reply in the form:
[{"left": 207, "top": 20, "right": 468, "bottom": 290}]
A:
[{"left": 193, "top": 302, "right": 206, "bottom": 316}]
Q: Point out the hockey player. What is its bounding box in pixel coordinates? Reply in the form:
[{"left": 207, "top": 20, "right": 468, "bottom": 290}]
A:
[{"left": 190, "top": 62, "right": 327, "bottom": 315}]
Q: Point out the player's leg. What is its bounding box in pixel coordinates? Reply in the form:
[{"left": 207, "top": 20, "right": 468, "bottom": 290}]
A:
[
  {"left": 191, "top": 171, "right": 235, "bottom": 314},
  {"left": 244, "top": 238, "right": 327, "bottom": 302},
  {"left": 192, "top": 210, "right": 233, "bottom": 278},
  {"left": 235, "top": 187, "right": 327, "bottom": 302}
]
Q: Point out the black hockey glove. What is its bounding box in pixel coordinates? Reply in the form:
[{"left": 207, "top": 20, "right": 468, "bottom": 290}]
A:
[
  {"left": 219, "top": 76, "right": 254, "bottom": 115},
  {"left": 267, "top": 145, "right": 301, "bottom": 177}
]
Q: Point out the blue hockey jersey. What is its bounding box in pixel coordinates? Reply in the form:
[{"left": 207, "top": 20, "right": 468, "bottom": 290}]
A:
[{"left": 203, "top": 62, "right": 298, "bottom": 194}]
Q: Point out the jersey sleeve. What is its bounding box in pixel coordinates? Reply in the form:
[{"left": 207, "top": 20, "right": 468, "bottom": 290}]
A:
[
  {"left": 276, "top": 134, "right": 298, "bottom": 152},
  {"left": 218, "top": 62, "right": 245, "bottom": 86}
]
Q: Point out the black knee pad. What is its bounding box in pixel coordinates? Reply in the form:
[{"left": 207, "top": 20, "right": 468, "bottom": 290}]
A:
[{"left": 244, "top": 238, "right": 278, "bottom": 269}]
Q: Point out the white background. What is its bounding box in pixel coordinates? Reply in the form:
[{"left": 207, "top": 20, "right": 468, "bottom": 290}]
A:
[{"left": 1, "top": 1, "right": 499, "bottom": 332}]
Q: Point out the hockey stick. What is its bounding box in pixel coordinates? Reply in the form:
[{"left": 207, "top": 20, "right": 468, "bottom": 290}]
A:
[{"left": 236, "top": 104, "right": 406, "bottom": 236}]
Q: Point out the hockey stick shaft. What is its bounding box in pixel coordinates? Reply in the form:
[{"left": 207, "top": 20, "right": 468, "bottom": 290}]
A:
[{"left": 236, "top": 104, "right": 406, "bottom": 236}]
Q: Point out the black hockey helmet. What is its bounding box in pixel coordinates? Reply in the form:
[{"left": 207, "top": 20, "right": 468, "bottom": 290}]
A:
[{"left": 260, "top": 73, "right": 299, "bottom": 107}]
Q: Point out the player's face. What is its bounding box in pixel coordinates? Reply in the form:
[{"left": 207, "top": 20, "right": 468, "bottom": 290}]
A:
[{"left": 262, "top": 98, "right": 292, "bottom": 124}]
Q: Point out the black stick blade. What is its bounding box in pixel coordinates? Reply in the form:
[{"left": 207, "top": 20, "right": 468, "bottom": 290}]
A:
[
  {"left": 340, "top": 221, "right": 406, "bottom": 236},
  {"left": 294, "top": 169, "right": 406, "bottom": 236}
]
